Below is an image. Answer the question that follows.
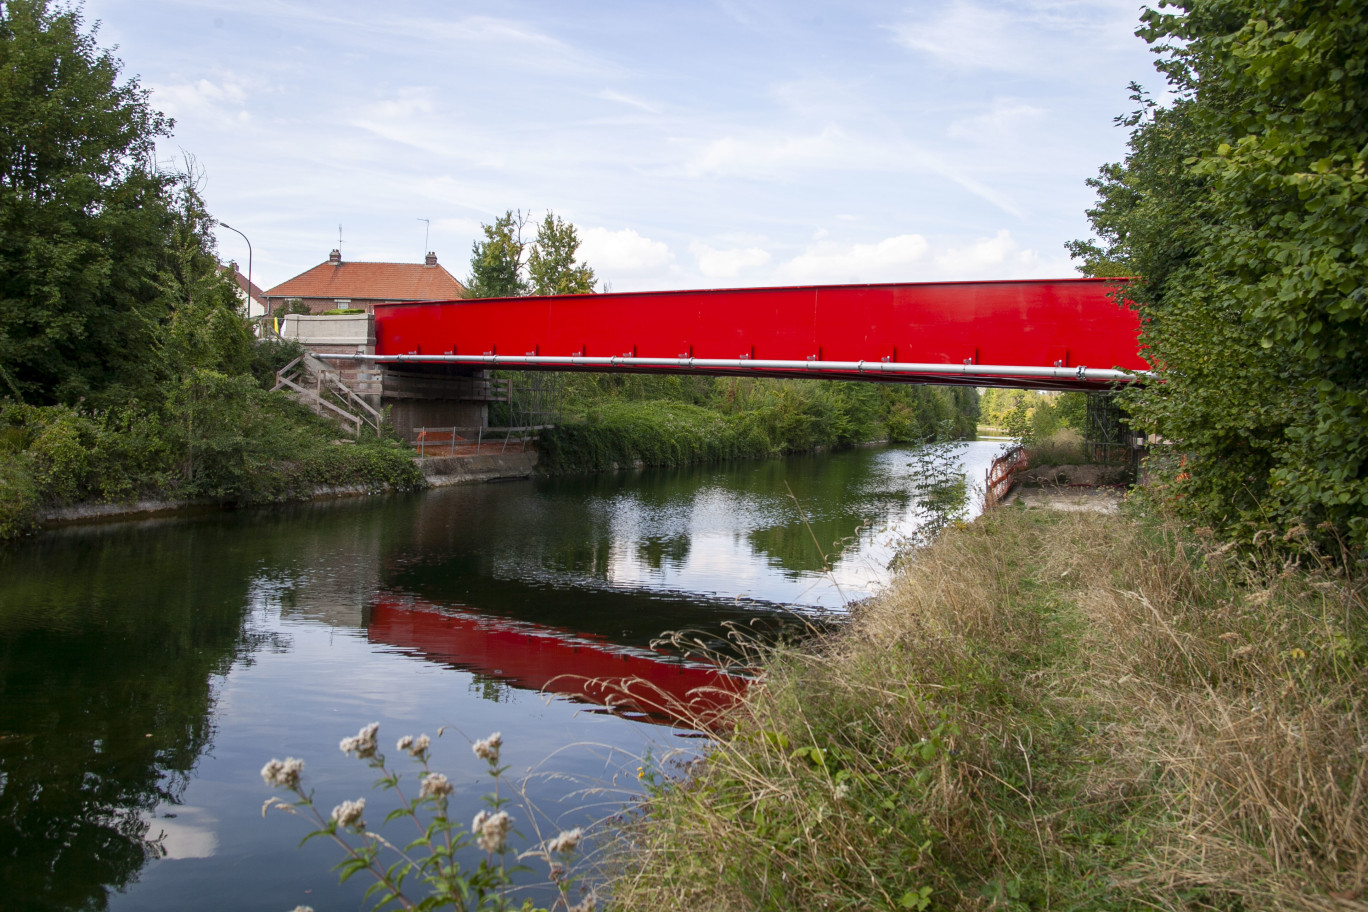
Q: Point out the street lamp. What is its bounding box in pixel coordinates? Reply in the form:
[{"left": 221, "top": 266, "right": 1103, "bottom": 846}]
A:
[{"left": 218, "top": 221, "right": 256, "bottom": 319}]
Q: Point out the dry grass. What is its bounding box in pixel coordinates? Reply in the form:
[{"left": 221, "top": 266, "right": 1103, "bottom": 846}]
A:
[{"left": 603, "top": 506, "right": 1367, "bottom": 911}]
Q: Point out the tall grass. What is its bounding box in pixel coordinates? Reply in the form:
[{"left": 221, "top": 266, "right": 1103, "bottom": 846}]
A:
[{"left": 604, "top": 507, "right": 1367, "bottom": 910}]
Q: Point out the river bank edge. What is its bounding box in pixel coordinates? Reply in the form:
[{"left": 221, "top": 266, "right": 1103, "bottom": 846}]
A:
[
  {"left": 602, "top": 498, "right": 1366, "bottom": 910},
  {"left": 28, "top": 435, "right": 917, "bottom": 532},
  {"left": 29, "top": 450, "right": 541, "bottom": 530}
]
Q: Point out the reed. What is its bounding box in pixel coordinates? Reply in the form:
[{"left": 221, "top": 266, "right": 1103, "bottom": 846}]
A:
[{"left": 603, "top": 506, "right": 1367, "bottom": 910}]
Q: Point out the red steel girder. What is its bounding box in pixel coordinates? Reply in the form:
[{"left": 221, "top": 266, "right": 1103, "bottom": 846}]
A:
[{"left": 373, "top": 278, "right": 1144, "bottom": 391}]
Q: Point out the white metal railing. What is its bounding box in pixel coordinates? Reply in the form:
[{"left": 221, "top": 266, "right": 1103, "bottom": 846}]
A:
[{"left": 344, "top": 352, "right": 1145, "bottom": 385}]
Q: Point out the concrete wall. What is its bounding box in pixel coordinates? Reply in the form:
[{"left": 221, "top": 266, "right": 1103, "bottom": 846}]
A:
[
  {"left": 281, "top": 313, "right": 375, "bottom": 349},
  {"left": 387, "top": 400, "right": 489, "bottom": 441}
]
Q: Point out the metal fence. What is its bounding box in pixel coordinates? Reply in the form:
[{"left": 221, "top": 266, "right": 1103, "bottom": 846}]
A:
[{"left": 413, "top": 426, "right": 552, "bottom": 458}]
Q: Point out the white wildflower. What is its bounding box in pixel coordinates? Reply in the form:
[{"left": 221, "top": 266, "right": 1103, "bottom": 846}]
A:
[
  {"left": 408, "top": 733, "right": 431, "bottom": 758},
  {"left": 419, "top": 772, "right": 454, "bottom": 800},
  {"left": 260, "top": 757, "right": 304, "bottom": 790},
  {"left": 546, "top": 827, "right": 583, "bottom": 854},
  {"left": 471, "top": 809, "right": 512, "bottom": 853},
  {"left": 339, "top": 722, "right": 380, "bottom": 759},
  {"left": 397, "top": 735, "right": 413, "bottom": 752},
  {"left": 330, "top": 798, "right": 366, "bottom": 829},
  {"left": 290, "top": 907, "right": 315, "bottom": 912},
  {"left": 472, "top": 732, "right": 502, "bottom": 764}
]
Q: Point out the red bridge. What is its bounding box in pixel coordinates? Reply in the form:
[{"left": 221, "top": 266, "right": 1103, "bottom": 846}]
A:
[{"left": 366, "top": 277, "right": 1144, "bottom": 392}]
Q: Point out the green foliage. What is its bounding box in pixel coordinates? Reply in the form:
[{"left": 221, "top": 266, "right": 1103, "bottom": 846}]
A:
[
  {"left": 537, "top": 380, "right": 979, "bottom": 474},
  {"left": 248, "top": 337, "right": 305, "bottom": 389},
  {"left": 527, "top": 213, "right": 596, "bottom": 295},
  {"left": 271, "top": 297, "right": 311, "bottom": 320},
  {"left": 536, "top": 400, "right": 764, "bottom": 473},
  {"left": 0, "top": 391, "right": 423, "bottom": 540},
  {"left": 0, "top": 448, "right": 38, "bottom": 539},
  {"left": 158, "top": 174, "right": 257, "bottom": 387},
  {"left": 0, "top": 0, "right": 175, "bottom": 405},
  {"left": 979, "top": 389, "right": 1086, "bottom": 442},
  {"left": 467, "top": 209, "right": 597, "bottom": 299},
  {"left": 466, "top": 210, "right": 530, "bottom": 299},
  {"left": 1071, "top": 0, "right": 1368, "bottom": 551}
]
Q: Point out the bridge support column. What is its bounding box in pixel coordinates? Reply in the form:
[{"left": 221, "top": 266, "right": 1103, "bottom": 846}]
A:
[
  {"left": 1085, "top": 391, "right": 1148, "bottom": 477},
  {"left": 377, "top": 366, "right": 509, "bottom": 442}
]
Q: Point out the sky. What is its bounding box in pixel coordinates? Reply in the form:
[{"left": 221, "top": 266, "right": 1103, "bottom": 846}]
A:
[{"left": 81, "top": 0, "right": 1168, "bottom": 293}]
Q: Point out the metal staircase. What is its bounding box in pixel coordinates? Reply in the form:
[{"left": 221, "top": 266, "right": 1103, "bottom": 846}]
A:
[{"left": 273, "top": 352, "right": 384, "bottom": 436}]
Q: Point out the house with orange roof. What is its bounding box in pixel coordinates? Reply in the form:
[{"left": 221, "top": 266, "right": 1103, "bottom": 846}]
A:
[
  {"left": 221, "top": 261, "right": 269, "bottom": 317},
  {"left": 263, "top": 250, "right": 464, "bottom": 315}
]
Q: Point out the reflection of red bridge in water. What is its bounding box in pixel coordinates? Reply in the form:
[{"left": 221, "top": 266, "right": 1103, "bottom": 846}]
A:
[{"left": 368, "top": 597, "right": 748, "bottom": 728}]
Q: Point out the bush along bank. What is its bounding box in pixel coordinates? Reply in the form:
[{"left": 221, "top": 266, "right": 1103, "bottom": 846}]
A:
[
  {"left": 534, "top": 376, "right": 979, "bottom": 474},
  {"left": 604, "top": 505, "right": 1366, "bottom": 911},
  {"left": 0, "top": 389, "right": 424, "bottom": 542}
]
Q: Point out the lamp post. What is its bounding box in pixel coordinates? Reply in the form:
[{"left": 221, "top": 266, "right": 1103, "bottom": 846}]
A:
[{"left": 218, "top": 221, "right": 256, "bottom": 319}]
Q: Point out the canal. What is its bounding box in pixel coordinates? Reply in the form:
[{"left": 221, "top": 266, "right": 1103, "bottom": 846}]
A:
[{"left": 0, "top": 440, "right": 1005, "bottom": 911}]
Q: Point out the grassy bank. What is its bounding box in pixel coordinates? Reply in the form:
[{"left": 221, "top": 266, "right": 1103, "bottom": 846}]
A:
[
  {"left": 0, "top": 392, "right": 424, "bottom": 541},
  {"left": 535, "top": 376, "right": 980, "bottom": 474},
  {"left": 606, "top": 504, "right": 1366, "bottom": 910}
]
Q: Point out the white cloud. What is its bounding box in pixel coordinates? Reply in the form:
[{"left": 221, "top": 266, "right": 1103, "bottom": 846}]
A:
[
  {"left": 947, "top": 100, "right": 1047, "bottom": 144},
  {"left": 685, "top": 126, "right": 854, "bottom": 178},
  {"left": 366, "top": 87, "right": 437, "bottom": 120},
  {"left": 774, "top": 235, "right": 930, "bottom": 285},
  {"left": 152, "top": 77, "right": 248, "bottom": 119},
  {"left": 768, "top": 230, "right": 1075, "bottom": 285},
  {"left": 580, "top": 227, "right": 675, "bottom": 278},
  {"left": 433, "top": 216, "right": 484, "bottom": 236},
  {"left": 597, "top": 89, "right": 660, "bottom": 114},
  {"left": 400, "top": 15, "right": 614, "bottom": 76},
  {"left": 930, "top": 229, "right": 1044, "bottom": 277},
  {"left": 690, "top": 242, "right": 771, "bottom": 280},
  {"left": 890, "top": 0, "right": 1139, "bottom": 74}
]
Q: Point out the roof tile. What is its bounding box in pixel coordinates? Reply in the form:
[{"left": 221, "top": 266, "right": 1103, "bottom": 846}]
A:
[{"left": 266, "top": 260, "right": 465, "bottom": 301}]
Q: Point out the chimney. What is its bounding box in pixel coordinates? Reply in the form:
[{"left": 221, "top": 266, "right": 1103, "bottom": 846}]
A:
[
  {"left": 329, "top": 249, "right": 342, "bottom": 265},
  {"left": 425, "top": 251, "right": 437, "bottom": 267}
]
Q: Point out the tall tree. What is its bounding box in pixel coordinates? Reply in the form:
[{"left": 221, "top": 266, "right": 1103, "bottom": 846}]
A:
[
  {"left": 1071, "top": 0, "right": 1368, "bottom": 550},
  {"left": 465, "top": 210, "right": 529, "bottom": 299},
  {"left": 466, "top": 209, "right": 597, "bottom": 298},
  {"left": 0, "top": 0, "right": 177, "bottom": 404},
  {"left": 528, "top": 213, "right": 596, "bottom": 295}
]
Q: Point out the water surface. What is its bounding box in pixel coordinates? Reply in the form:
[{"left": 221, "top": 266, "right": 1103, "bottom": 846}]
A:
[{"left": 0, "top": 441, "right": 1004, "bottom": 911}]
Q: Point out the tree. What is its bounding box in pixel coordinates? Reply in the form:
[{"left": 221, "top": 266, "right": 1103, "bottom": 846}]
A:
[
  {"left": 0, "top": 0, "right": 179, "bottom": 405},
  {"left": 1071, "top": 0, "right": 1368, "bottom": 551},
  {"left": 528, "top": 213, "right": 596, "bottom": 295},
  {"left": 465, "top": 210, "right": 529, "bottom": 298},
  {"left": 466, "top": 209, "right": 597, "bottom": 298}
]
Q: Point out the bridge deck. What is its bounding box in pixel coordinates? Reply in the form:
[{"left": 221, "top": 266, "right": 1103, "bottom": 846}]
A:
[{"left": 371, "top": 278, "right": 1144, "bottom": 391}]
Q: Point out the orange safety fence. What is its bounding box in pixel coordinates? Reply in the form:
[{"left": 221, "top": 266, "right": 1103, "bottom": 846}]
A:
[{"left": 984, "top": 444, "right": 1028, "bottom": 509}]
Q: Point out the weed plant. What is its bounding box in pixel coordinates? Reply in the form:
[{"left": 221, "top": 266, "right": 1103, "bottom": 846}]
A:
[
  {"left": 0, "top": 388, "right": 423, "bottom": 540},
  {"left": 263, "top": 725, "right": 595, "bottom": 912},
  {"left": 604, "top": 506, "right": 1366, "bottom": 910}
]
